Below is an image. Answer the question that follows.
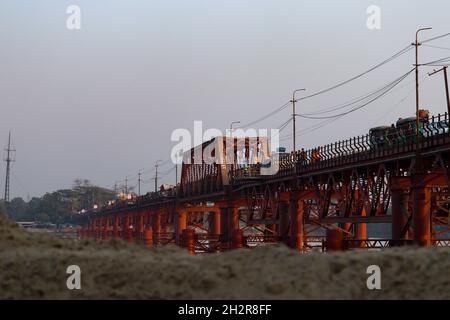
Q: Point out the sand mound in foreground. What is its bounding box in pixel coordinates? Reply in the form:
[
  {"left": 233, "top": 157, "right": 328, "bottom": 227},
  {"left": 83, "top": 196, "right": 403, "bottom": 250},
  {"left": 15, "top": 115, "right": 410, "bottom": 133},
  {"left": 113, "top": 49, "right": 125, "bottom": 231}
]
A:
[{"left": 0, "top": 214, "right": 449, "bottom": 299}]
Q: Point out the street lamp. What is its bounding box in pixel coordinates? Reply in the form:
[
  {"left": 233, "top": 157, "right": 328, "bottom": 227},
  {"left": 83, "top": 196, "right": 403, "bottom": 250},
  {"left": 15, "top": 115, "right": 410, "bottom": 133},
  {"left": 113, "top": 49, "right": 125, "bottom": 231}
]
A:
[
  {"left": 291, "top": 89, "right": 306, "bottom": 155},
  {"left": 155, "top": 160, "right": 162, "bottom": 192},
  {"left": 229, "top": 121, "right": 240, "bottom": 136}
]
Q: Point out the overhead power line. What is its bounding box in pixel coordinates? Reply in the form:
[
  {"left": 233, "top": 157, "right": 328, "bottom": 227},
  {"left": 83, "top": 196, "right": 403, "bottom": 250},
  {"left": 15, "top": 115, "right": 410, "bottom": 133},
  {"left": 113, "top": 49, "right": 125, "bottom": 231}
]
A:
[
  {"left": 277, "top": 68, "right": 414, "bottom": 142},
  {"left": 297, "top": 44, "right": 413, "bottom": 101},
  {"left": 298, "top": 68, "right": 414, "bottom": 119},
  {"left": 422, "top": 44, "right": 450, "bottom": 51},
  {"left": 421, "top": 32, "right": 450, "bottom": 44},
  {"left": 238, "top": 43, "right": 415, "bottom": 130},
  {"left": 237, "top": 101, "right": 291, "bottom": 129}
]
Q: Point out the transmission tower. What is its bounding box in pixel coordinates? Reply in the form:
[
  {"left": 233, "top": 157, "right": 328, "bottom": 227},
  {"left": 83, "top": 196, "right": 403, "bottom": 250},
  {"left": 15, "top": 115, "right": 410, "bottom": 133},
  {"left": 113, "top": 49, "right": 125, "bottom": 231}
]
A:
[{"left": 3, "top": 131, "right": 15, "bottom": 202}]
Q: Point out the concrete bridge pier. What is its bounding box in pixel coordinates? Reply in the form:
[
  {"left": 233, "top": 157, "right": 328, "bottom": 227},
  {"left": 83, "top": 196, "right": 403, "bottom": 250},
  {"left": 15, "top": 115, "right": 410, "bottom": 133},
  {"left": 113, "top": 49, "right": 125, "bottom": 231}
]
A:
[
  {"left": 95, "top": 220, "right": 100, "bottom": 239},
  {"left": 208, "top": 210, "right": 221, "bottom": 251},
  {"left": 144, "top": 227, "right": 153, "bottom": 247},
  {"left": 182, "top": 228, "right": 195, "bottom": 255},
  {"left": 412, "top": 174, "right": 432, "bottom": 247},
  {"left": 289, "top": 193, "right": 304, "bottom": 251},
  {"left": 152, "top": 210, "right": 161, "bottom": 245},
  {"left": 175, "top": 209, "right": 187, "bottom": 246},
  {"left": 232, "top": 228, "right": 244, "bottom": 249},
  {"left": 102, "top": 217, "right": 109, "bottom": 240},
  {"left": 355, "top": 208, "right": 367, "bottom": 247},
  {"left": 326, "top": 229, "right": 344, "bottom": 251},
  {"left": 208, "top": 210, "right": 221, "bottom": 237},
  {"left": 113, "top": 216, "right": 120, "bottom": 239},
  {"left": 391, "top": 182, "right": 411, "bottom": 244},
  {"left": 87, "top": 221, "right": 92, "bottom": 239},
  {"left": 278, "top": 202, "right": 290, "bottom": 245},
  {"left": 124, "top": 215, "right": 133, "bottom": 243}
]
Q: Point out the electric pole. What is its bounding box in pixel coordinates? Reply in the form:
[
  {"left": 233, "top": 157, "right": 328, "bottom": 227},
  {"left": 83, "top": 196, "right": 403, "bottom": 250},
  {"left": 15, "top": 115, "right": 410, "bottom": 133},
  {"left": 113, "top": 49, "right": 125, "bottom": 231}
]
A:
[
  {"left": 428, "top": 66, "right": 450, "bottom": 116},
  {"left": 175, "top": 150, "right": 182, "bottom": 186},
  {"left": 412, "top": 27, "right": 432, "bottom": 247},
  {"left": 154, "top": 160, "right": 162, "bottom": 192},
  {"left": 414, "top": 27, "right": 432, "bottom": 168},
  {"left": 290, "top": 89, "right": 305, "bottom": 155},
  {"left": 138, "top": 171, "right": 141, "bottom": 196},
  {"left": 125, "top": 177, "right": 128, "bottom": 194},
  {"left": 3, "top": 131, "right": 15, "bottom": 203}
]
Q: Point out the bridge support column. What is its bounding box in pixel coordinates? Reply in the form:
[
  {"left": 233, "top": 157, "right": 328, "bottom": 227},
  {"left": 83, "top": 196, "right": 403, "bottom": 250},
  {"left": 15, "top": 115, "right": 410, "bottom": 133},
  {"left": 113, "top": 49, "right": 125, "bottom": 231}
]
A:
[
  {"left": 278, "top": 202, "right": 290, "bottom": 245},
  {"left": 94, "top": 219, "right": 100, "bottom": 241},
  {"left": 164, "top": 223, "right": 171, "bottom": 243},
  {"left": 356, "top": 208, "right": 367, "bottom": 247},
  {"left": 182, "top": 228, "right": 195, "bottom": 255},
  {"left": 220, "top": 207, "right": 229, "bottom": 244},
  {"left": 289, "top": 193, "right": 303, "bottom": 251},
  {"left": 208, "top": 209, "right": 221, "bottom": 251},
  {"left": 153, "top": 210, "right": 161, "bottom": 245},
  {"left": 125, "top": 215, "right": 133, "bottom": 243},
  {"left": 232, "top": 228, "right": 244, "bottom": 249},
  {"left": 113, "top": 216, "right": 120, "bottom": 239},
  {"left": 219, "top": 206, "right": 239, "bottom": 247},
  {"left": 391, "top": 184, "right": 410, "bottom": 244},
  {"left": 208, "top": 210, "right": 221, "bottom": 237},
  {"left": 412, "top": 175, "right": 431, "bottom": 247},
  {"left": 326, "top": 229, "right": 344, "bottom": 251},
  {"left": 144, "top": 227, "right": 153, "bottom": 247},
  {"left": 230, "top": 207, "right": 239, "bottom": 240},
  {"left": 175, "top": 210, "right": 187, "bottom": 246},
  {"left": 87, "top": 221, "right": 93, "bottom": 238},
  {"left": 137, "top": 213, "right": 144, "bottom": 243},
  {"left": 102, "top": 218, "right": 109, "bottom": 240}
]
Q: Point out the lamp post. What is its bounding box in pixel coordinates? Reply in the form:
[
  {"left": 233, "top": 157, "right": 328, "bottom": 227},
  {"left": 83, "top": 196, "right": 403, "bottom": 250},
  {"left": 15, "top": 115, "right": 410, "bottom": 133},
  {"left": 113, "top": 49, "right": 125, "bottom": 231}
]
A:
[
  {"left": 154, "top": 160, "right": 162, "bottom": 192},
  {"left": 229, "top": 121, "right": 240, "bottom": 136},
  {"left": 291, "top": 89, "right": 306, "bottom": 155}
]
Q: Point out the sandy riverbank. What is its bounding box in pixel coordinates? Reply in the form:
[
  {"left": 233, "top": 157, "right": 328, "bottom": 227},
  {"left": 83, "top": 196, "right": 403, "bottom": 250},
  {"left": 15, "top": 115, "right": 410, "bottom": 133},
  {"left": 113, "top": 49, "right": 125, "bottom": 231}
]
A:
[{"left": 0, "top": 214, "right": 449, "bottom": 299}]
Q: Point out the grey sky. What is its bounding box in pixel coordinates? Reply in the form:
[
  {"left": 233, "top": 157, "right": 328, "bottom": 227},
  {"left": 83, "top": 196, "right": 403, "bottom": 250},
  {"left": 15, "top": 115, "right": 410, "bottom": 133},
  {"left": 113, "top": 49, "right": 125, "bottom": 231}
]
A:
[{"left": 1, "top": 0, "right": 450, "bottom": 198}]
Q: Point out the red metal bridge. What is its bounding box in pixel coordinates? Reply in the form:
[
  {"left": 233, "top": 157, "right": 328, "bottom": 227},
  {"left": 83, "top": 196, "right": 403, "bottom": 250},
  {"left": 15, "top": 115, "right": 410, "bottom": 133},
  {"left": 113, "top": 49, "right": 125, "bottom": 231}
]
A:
[{"left": 78, "top": 112, "right": 450, "bottom": 253}]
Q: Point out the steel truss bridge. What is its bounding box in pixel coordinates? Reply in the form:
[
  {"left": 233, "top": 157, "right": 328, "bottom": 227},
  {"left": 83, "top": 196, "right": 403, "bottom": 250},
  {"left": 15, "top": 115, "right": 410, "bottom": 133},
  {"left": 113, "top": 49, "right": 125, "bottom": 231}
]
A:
[{"left": 78, "top": 112, "right": 450, "bottom": 253}]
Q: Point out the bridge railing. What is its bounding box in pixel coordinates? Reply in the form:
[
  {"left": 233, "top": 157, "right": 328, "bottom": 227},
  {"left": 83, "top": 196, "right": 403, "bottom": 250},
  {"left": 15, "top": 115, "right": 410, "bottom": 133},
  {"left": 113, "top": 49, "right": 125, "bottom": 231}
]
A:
[{"left": 231, "top": 112, "right": 450, "bottom": 182}]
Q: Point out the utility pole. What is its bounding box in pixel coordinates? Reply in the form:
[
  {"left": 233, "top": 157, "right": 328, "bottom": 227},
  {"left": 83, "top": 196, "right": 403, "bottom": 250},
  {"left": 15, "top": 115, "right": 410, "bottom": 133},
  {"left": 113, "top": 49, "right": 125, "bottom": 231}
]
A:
[
  {"left": 138, "top": 171, "right": 141, "bottom": 196},
  {"left": 290, "top": 89, "right": 305, "bottom": 155},
  {"left": 290, "top": 88, "right": 306, "bottom": 183},
  {"left": 154, "top": 160, "right": 162, "bottom": 192},
  {"left": 412, "top": 27, "right": 432, "bottom": 247},
  {"left": 125, "top": 177, "right": 128, "bottom": 194},
  {"left": 3, "top": 131, "right": 15, "bottom": 203},
  {"left": 414, "top": 27, "right": 432, "bottom": 165},
  {"left": 428, "top": 66, "right": 450, "bottom": 116},
  {"left": 175, "top": 150, "right": 182, "bottom": 186}
]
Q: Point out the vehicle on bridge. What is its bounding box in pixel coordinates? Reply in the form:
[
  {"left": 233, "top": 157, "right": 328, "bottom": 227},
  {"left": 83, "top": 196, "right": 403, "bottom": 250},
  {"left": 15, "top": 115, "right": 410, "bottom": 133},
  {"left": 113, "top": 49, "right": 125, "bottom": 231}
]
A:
[{"left": 369, "top": 109, "right": 431, "bottom": 148}]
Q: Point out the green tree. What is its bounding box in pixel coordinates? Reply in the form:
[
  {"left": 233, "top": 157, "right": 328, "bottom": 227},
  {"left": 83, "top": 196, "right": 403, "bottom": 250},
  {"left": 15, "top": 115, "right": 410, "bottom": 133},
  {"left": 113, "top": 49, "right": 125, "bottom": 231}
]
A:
[
  {"left": 5, "top": 179, "right": 115, "bottom": 224},
  {"left": 7, "top": 197, "right": 29, "bottom": 221}
]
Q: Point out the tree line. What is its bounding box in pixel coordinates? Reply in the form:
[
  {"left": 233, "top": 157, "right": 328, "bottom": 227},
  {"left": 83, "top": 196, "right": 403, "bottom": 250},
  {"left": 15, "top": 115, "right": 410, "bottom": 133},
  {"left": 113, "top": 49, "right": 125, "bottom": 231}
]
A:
[{"left": 1, "top": 179, "right": 115, "bottom": 225}]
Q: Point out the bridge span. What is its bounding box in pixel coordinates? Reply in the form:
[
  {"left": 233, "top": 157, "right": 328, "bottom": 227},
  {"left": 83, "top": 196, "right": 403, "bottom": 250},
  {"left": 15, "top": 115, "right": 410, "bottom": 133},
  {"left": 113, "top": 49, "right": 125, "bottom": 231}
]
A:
[{"left": 78, "top": 112, "right": 450, "bottom": 253}]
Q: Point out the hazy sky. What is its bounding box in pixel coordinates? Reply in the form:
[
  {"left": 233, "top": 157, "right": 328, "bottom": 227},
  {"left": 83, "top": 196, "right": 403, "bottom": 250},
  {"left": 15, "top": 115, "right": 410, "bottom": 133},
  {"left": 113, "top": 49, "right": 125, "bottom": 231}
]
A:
[{"left": 1, "top": 0, "right": 450, "bottom": 198}]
